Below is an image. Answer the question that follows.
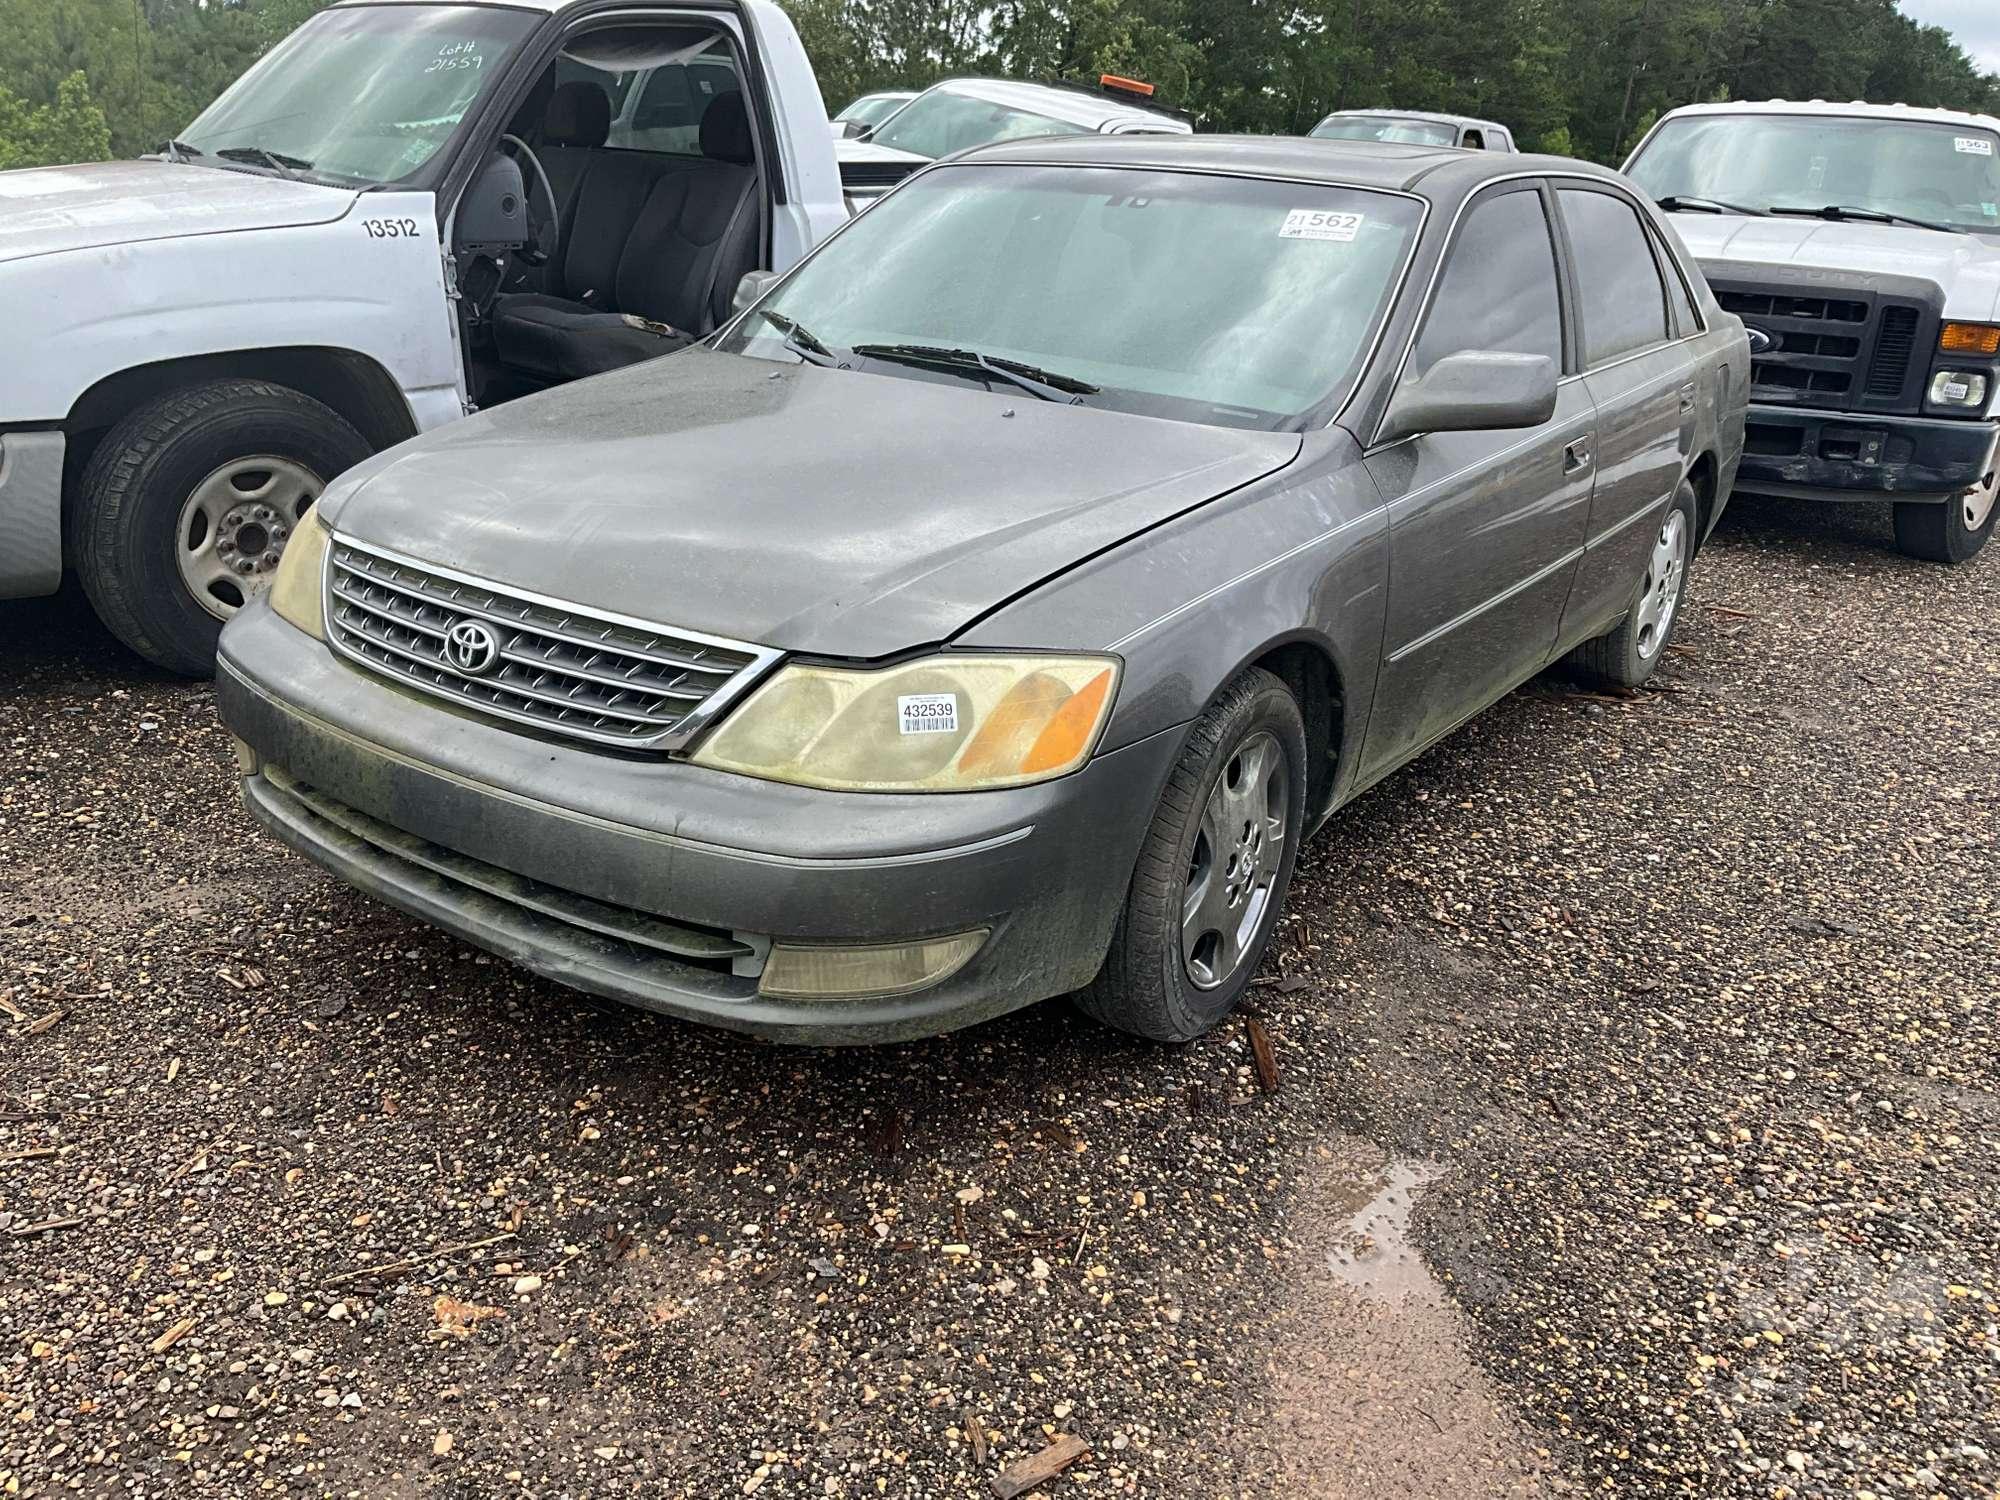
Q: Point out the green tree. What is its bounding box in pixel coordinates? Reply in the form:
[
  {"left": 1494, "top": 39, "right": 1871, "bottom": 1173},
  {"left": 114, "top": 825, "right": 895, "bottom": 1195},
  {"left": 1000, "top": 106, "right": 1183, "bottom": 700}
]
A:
[{"left": 0, "top": 69, "right": 112, "bottom": 169}]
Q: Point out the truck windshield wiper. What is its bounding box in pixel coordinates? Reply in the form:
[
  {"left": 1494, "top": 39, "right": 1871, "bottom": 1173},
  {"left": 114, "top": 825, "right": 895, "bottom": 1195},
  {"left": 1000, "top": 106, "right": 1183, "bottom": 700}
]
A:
[
  {"left": 1768, "top": 203, "right": 1963, "bottom": 234},
  {"left": 848, "top": 344, "right": 1099, "bottom": 402},
  {"left": 215, "top": 145, "right": 314, "bottom": 179},
  {"left": 1655, "top": 194, "right": 1764, "bottom": 216},
  {"left": 153, "top": 138, "right": 203, "bottom": 164},
  {"left": 754, "top": 309, "right": 843, "bottom": 367}
]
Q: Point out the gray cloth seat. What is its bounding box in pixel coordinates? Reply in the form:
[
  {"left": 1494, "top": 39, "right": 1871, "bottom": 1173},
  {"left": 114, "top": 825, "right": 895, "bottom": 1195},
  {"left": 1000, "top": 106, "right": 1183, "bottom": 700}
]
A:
[{"left": 492, "top": 90, "right": 760, "bottom": 383}]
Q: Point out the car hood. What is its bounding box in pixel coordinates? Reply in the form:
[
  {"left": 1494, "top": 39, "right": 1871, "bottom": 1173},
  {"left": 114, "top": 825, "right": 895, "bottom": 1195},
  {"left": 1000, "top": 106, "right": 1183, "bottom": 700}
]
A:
[
  {"left": 0, "top": 159, "right": 359, "bottom": 265},
  {"left": 320, "top": 347, "right": 1302, "bottom": 659},
  {"left": 1669, "top": 213, "right": 2000, "bottom": 320}
]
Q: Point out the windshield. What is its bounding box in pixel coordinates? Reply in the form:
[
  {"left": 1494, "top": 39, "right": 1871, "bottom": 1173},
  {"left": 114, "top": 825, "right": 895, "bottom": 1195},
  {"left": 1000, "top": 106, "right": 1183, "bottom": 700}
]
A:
[
  {"left": 838, "top": 94, "right": 910, "bottom": 128},
  {"left": 1627, "top": 114, "right": 2000, "bottom": 233},
  {"left": 179, "top": 4, "right": 538, "bottom": 187},
  {"left": 720, "top": 164, "right": 1423, "bottom": 430},
  {"left": 871, "top": 89, "right": 1087, "bottom": 159},
  {"left": 1312, "top": 115, "right": 1458, "bottom": 147}
]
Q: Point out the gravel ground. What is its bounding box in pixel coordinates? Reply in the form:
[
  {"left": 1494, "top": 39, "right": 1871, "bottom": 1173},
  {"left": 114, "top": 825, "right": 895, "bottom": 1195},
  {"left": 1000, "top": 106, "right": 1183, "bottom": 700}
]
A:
[{"left": 1, "top": 493, "right": 1995, "bottom": 1498}]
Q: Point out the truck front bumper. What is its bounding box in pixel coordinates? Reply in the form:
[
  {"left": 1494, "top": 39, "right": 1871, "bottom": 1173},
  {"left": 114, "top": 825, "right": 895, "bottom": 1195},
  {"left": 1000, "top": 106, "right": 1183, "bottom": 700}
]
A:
[
  {"left": 0, "top": 430, "right": 65, "bottom": 598},
  {"left": 215, "top": 602, "right": 1179, "bottom": 1045},
  {"left": 1734, "top": 403, "right": 1998, "bottom": 503}
]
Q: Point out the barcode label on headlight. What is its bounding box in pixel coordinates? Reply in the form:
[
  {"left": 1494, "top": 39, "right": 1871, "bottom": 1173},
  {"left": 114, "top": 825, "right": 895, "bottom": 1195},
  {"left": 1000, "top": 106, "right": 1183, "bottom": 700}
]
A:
[{"left": 897, "top": 694, "right": 959, "bottom": 735}]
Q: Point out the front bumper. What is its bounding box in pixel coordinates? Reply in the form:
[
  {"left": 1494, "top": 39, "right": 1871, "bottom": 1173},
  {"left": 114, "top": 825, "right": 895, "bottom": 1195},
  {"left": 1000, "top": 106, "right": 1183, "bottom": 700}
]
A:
[
  {"left": 216, "top": 602, "right": 1179, "bottom": 1044},
  {"left": 1734, "top": 403, "right": 1998, "bottom": 503},
  {"left": 0, "top": 430, "right": 65, "bottom": 598}
]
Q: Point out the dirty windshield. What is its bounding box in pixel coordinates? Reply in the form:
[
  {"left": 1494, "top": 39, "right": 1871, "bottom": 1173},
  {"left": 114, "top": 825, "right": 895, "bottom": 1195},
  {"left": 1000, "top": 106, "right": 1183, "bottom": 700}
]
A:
[
  {"left": 1627, "top": 113, "right": 2000, "bottom": 233},
  {"left": 178, "top": 5, "right": 538, "bottom": 187},
  {"left": 725, "top": 164, "right": 1422, "bottom": 430},
  {"left": 870, "top": 90, "right": 1088, "bottom": 158}
]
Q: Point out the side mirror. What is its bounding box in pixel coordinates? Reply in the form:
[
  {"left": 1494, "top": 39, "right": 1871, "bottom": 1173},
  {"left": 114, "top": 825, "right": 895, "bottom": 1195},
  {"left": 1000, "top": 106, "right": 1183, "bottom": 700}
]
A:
[
  {"left": 457, "top": 151, "right": 529, "bottom": 253},
  {"left": 1377, "top": 351, "right": 1557, "bottom": 445},
  {"left": 731, "top": 268, "right": 782, "bottom": 319}
]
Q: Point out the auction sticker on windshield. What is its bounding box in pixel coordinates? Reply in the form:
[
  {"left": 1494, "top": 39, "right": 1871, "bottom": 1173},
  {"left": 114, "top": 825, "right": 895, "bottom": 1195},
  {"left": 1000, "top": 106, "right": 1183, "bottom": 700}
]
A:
[
  {"left": 1280, "top": 208, "right": 1364, "bottom": 242},
  {"left": 897, "top": 694, "right": 959, "bottom": 735},
  {"left": 1955, "top": 137, "right": 1994, "bottom": 156}
]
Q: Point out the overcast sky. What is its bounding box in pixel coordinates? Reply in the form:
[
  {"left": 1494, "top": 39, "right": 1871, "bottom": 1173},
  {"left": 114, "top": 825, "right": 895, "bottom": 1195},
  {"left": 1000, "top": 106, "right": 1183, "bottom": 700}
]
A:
[{"left": 1900, "top": 0, "right": 2000, "bottom": 74}]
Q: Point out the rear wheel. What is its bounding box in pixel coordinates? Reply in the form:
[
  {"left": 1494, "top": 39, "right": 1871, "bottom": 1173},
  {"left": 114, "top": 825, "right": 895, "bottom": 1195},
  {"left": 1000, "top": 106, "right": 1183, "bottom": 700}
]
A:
[
  {"left": 1566, "top": 479, "right": 1696, "bottom": 690},
  {"left": 1078, "top": 668, "right": 1307, "bottom": 1043},
  {"left": 75, "top": 380, "right": 370, "bottom": 675},
  {"left": 1892, "top": 473, "right": 1996, "bottom": 564}
]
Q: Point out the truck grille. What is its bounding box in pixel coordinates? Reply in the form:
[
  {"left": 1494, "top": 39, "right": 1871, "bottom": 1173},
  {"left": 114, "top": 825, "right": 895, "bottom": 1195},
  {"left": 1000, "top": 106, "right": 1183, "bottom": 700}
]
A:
[
  {"left": 1712, "top": 281, "right": 1935, "bottom": 414},
  {"left": 323, "top": 537, "right": 783, "bottom": 752}
]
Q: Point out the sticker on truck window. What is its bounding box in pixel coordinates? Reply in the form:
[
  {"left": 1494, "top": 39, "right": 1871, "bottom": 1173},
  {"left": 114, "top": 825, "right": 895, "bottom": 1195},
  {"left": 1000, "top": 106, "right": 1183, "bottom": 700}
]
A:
[
  {"left": 1279, "top": 208, "right": 1364, "bottom": 242},
  {"left": 1955, "top": 136, "right": 1994, "bottom": 156},
  {"left": 897, "top": 694, "right": 959, "bottom": 735}
]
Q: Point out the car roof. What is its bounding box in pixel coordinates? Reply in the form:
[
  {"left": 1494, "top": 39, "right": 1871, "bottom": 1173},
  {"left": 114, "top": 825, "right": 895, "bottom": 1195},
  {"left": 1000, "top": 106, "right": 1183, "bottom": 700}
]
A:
[
  {"left": 1656, "top": 99, "right": 2000, "bottom": 134},
  {"left": 949, "top": 132, "right": 1620, "bottom": 197},
  {"left": 1318, "top": 108, "right": 1508, "bottom": 133},
  {"left": 918, "top": 76, "right": 1190, "bottom": 132}
]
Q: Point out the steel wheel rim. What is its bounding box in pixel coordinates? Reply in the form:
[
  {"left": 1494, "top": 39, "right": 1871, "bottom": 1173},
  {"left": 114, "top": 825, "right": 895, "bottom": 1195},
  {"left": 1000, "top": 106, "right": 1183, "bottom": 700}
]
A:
[
  {"left": 174, "top": 456, "right": 324, "bottom": 622},
  {"left": 1633, "top": 509, "right": 1687, "bottom": 663},
  {"left": 1181, "top": 729, "right": 1289, "bottom": 991},
  {"left": 1964, "top": 472, "right": 1998, "bottom": 533}
]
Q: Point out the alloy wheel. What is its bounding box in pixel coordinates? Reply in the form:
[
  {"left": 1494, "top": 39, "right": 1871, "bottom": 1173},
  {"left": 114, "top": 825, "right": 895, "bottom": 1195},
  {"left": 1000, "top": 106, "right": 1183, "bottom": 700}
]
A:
[
  {"left": 1181, "top": 729, "right": 1289, "bottom": 990},
  {"left": 1964, "top": 471, "right": 1998, "bottom": 534}
]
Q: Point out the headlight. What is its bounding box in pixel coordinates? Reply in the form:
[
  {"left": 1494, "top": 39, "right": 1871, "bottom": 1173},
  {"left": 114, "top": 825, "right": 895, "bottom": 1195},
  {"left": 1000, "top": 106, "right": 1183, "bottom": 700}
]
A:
[
  {"left": 1939, "top": 322, "right": 2000, "bottom": 357},
  {"left": 691, "top": 654, "right": 1120, "bottom": 792},
  {"left": 268, "top": 513, "right": 329, "bottom": 640},
  {"left": 1928, "top": 370, "right": 1991, "bottom": 409}
]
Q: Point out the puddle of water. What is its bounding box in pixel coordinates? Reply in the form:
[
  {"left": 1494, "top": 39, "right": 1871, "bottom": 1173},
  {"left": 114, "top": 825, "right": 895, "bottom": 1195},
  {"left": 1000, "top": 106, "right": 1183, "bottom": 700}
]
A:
[{"left": 1323, "top": 1160, "right": 1445, "bottom": 1302}]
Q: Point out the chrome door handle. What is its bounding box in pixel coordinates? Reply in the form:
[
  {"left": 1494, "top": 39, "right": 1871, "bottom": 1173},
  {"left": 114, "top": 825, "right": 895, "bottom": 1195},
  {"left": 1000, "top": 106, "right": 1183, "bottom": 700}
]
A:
[
  {"left": 1678, "top": 381, "right": 1697, "bottom": 413},
  {"left": 1563, "top": 438, "right": 1593, "bottom": 475}
]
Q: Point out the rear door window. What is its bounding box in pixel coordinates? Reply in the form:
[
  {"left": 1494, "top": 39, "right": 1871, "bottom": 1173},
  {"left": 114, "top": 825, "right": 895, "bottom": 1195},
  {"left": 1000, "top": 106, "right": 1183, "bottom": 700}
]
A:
[
  {"left": 1559, "top": 188, "right": 1671, "bottom": 366},
  {"left": 1412, "top": 185, "right": 1564, "bottom": 377}
]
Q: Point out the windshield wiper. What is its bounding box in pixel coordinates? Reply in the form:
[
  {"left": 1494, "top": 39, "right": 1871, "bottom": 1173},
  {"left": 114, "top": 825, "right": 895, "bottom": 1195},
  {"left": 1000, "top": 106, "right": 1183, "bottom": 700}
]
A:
[
  {"left": 849, "top": 344, "right": 1099, "bottom": 402},
  {"left": 153, "top": 138, "right": 203, "bottom": 164},
  {"left": 754, "top": 309, "right": 843, "bottom": 367},
  {"left": 1768, "top": 203, "right": 1963, "bottom": 234},
  {"left": 216, "top": 145, "right": 314, "bottom": 179},
  {"left": 1655, "top": 194, "right": 1765, "bottom": 216}
]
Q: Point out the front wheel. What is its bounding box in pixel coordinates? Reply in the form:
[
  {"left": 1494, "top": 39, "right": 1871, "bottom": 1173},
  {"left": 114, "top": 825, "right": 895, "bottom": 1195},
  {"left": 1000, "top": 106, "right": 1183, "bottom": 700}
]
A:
[
  {"left": 75, "top": 380, "right": 371, "bottom": 676},
  {"left": 1078, "top": 668, "right": 1308, "bottom": 1043},
  {"left": 1893, "top": 473, "right": 1996, "bottom": 564}
]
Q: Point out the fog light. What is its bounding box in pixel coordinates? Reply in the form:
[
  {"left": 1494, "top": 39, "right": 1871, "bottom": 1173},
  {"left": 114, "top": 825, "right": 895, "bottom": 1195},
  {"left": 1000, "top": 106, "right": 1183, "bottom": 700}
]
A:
[
  {"left": 758, "top": 931, "right": 987, "bottom": 1000},
  {"left": 1929, "top": 370, "right": 1989, "bottom": 408}
]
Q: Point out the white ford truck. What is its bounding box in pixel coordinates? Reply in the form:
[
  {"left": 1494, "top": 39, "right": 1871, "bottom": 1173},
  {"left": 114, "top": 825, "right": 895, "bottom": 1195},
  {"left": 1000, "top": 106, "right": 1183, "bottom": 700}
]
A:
[
  {"left": 1625, "top": 100, "right": 2000, "bottom": 563},
  {"left": 0, "top": 0, "right": 846, "bottom": 672}
]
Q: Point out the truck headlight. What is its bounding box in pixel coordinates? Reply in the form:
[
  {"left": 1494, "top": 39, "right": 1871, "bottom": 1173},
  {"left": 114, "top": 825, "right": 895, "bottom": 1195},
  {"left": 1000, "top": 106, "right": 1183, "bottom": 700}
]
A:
[
  {"left": 692, "top": 654, "right": 1120, "bottom": 792},
  {"left": 1928, "top": 370, "right": 1991, "bottom": 409},
  {"left": 268, "top": 513, "right": 330, "bottom": 640}
]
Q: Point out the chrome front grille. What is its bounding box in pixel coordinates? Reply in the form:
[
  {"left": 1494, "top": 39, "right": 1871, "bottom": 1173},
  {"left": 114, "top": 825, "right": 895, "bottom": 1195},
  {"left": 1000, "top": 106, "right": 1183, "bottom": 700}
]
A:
[{"left": 324, "top": 537, "right": 782, "bottom": 751}]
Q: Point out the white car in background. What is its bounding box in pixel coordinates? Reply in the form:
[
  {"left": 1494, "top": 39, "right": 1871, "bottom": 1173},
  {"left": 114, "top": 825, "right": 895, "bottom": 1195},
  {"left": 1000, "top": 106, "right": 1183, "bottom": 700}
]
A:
[
  {"left": 836, "top": 76, "right": 1192, "bottom": 205},
  {"left": 1310, "top": 109, "right": 1516, "bottom": 151},
  {"left": 0, "top": 0, "right": 848, "bottom": 673},
  {"left": 830, "top": 89, "right": 916, "bottom": 139}
]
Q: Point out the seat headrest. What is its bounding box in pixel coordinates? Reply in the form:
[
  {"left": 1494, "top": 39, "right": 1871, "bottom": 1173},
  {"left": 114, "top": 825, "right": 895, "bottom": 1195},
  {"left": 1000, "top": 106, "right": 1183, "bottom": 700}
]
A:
[
  {"left": 546, "top": 82, "right": 612, "bottom": 149},
  {"left": 700, "top": 91, "right": 754, "bottom": 165}
]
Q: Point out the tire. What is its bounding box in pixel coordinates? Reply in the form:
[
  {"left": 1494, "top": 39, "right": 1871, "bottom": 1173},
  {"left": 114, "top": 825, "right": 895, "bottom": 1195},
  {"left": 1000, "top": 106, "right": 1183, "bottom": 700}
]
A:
[
  {"left": 1892, "top": 473, "right": 1996, "bottom": 564},
  {"left": 75, "top": 380, "right": 371, "bottom": 676},
  {"left": 1566, "top": 479, "right": 1697, "bottom": 690},
  {"left": 1078, "top": 667, "right": 1308, "bottom": 1043}
]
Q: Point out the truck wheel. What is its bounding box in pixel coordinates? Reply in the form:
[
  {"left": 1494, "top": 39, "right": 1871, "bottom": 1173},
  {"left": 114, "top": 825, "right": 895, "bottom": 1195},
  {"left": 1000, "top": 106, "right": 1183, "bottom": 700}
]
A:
[
  {"left": 1892, "top": 474, "right": 1996, "bottom": 564},
  {"left": 1077, "top": 668, "right": 1307, "bottom": 1043},
  {"left": 75, "top": 380, "right": 371, "bottom": 676},
  {"left": 1565, "top": 479, "right": 1696, "bottom": 690}
]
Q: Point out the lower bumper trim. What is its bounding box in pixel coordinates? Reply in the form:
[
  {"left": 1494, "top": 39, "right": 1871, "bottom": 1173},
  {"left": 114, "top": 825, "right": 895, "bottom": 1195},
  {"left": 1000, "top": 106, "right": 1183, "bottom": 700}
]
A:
[{"left": 1735, "top": 404, "right": 1997, "bottom": 501}]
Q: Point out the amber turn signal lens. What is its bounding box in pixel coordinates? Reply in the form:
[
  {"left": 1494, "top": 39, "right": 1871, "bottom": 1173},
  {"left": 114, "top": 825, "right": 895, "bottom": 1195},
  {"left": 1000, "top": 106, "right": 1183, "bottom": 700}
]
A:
[
  {"left": 1939, "top": 322, "right": 2000, "bottom": 356},
  {"left": 1023, "top": 669, "right": 1114, "bottom": 774}
]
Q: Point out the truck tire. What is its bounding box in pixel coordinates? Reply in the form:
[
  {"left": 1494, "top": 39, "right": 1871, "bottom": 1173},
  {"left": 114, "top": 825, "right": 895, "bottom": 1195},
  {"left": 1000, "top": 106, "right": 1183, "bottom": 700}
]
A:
[
  {"left": 1077, "top": 668, "right": 1307, "bottom": 1043},
  {"left": 1892, "top": 475, "right": 1996, "bottom": 564},
  {"left": 75, "top": 380, "right": 371, "bottom": 676},
  {"left": 1565, "top": 479, "right": 1697, "bottom": 689}
]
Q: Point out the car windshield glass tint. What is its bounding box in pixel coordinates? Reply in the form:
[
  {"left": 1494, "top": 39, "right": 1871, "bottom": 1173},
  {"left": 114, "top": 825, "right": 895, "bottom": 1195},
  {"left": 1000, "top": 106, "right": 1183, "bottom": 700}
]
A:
[
  {"left": 870, "top": 91, "right": 1087, "bottom": 158},
  {"left": 721, "top": 164, "right": 1424, "bottom": 430},
  {"left": 1311, "top": 116, "right": 1458, "bottom": 147},
  {"left": 1627, "top": 114, "right": 2000, "bottom": 234},
  {"left": 179, "top": 5, "right": 538, "bottom": 187}
]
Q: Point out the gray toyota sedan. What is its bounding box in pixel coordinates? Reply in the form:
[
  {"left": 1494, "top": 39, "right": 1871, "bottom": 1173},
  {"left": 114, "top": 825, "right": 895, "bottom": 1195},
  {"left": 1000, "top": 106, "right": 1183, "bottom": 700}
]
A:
[{"left": 216, "top": 136, "right": 1747, "bottom": 1045}]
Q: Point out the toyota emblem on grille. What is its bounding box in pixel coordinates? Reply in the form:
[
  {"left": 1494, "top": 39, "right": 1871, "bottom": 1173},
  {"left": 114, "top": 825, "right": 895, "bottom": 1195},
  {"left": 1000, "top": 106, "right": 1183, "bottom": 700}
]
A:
[{"left": 444, "top": 619, "right": 502, "bottom": 677}]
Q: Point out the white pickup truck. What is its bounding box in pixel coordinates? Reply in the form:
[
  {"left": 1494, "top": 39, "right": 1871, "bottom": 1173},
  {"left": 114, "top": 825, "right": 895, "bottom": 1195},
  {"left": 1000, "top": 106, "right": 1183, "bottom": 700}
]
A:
[
  {"left": 0, "top": 0, "right": 846, "bottom": 672},
  {"left": 1625, "top": 100, "right": 2000, "bottom": 564}
]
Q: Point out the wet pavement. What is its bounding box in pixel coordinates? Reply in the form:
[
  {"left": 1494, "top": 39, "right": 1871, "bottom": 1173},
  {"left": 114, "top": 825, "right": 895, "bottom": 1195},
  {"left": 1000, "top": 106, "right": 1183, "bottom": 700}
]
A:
[{"left": 2, "top": 493, "right": 1997, "bottom": 1496}]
